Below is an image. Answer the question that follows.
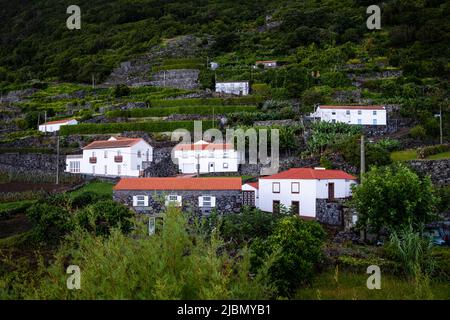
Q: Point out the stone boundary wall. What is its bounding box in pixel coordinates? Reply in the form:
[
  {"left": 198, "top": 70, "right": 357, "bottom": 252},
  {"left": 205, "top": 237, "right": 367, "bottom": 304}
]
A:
[{"left": 406, "top": 159, "right": 450, "bottom": 186}]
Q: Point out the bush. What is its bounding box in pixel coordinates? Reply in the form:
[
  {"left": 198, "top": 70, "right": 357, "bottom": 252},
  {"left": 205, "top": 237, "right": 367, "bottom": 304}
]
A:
[
  {"left": 417, "top": 143, "right": 450, "bottom": 159},
  {"left": 76, "top": 200, "right": 134, "bottom": 236},
  {"left": 410, "top": 125, "right": 427, "bottom": 139},
  {"left": 251, "top": 216, "right": 325, "bottom": 297},
  {"left": 70, "top": 191, "right": 109, "bottom": 209},
  {"left": 113, "top": 84, "right": 131, "bottom": 98},
  {"left": 26, "top": 203, "right": 73, "bottom": 242}
]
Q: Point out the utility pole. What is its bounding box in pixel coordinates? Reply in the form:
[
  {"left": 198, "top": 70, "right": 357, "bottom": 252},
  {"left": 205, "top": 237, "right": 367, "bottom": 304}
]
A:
[
  {"left": 360, "top": 134, "right": 365, "bottom": 177},
  {"left": 212, "top": 106, "right": 215, "bottom": 129},
  {"left": 92, "top": 73, "right": 95, "bottom": 89},
  {"left": 196, "top": 153, "right": 200, "bottom": 177},
  {"left": 44, "top": 110, "right": 47, "bottom": 133},
  {"left": 439, "top": 105, "right": 443, "bottom": 145},
  {"left": 56, "top": 132, "right": 60, "bottom": 185}
]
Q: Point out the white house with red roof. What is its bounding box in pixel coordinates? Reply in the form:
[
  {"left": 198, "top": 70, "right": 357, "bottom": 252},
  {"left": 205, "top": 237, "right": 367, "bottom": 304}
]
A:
[
  {"left": 38, "top": 118, "right": 78, "bottom": 132},
  {"left": 215, "top": 81, "right": 250, "bottom": 96},
  {"left": 254, "top": 60, "right": 278, "bottom": 68},
  {"left": 310, "top": 105, "right": 386, "bottom": 125},
  {"left": 243, "top": 167, "right": 357, "bottom": 218},
  {"left": 65, "top": 136, "right": 153, "bottom": 177},
  {"left": 173, "top": 140, "right": 242, "bottom": 174}
]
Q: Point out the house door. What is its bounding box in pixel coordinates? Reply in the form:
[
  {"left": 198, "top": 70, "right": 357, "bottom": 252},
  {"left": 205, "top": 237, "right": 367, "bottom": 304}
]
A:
[
  {"left": 273, "top": 200, "right": 280, "bottom": 214},
  {"left": 208, "top": 162, "right": 215, "bottom": 173},
  {"left": 243, "top": 191, "right": 255, "bottom": 207},
  {"left": 291, "top": 201, "right": 299, "bottom": 215},
  {"left": 328, "top": 183, "right": 335, "bottom": 200}
]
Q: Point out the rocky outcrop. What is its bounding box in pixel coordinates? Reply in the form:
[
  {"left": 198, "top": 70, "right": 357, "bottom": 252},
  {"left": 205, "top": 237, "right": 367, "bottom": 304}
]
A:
[
  {"left": 0, "top": 88, "right": 38, "bottom": 103},
  {"left": 149, "top": 69, "right": 199, "bottom": 90}
]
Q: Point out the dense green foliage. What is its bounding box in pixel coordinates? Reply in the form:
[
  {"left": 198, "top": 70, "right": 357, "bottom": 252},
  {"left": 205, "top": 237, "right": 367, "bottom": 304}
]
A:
[
  {"left": 251, "top": 216, "right": 325, "bottom": 296},
  {"left": 352, "top": 163, "right": 438, "bottom": 233}
]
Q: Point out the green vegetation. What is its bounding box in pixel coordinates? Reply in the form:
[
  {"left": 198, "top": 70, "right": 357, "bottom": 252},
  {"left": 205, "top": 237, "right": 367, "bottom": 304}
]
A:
[
  {"left": 391, "top": 149, "right": 418, "bottom": 161},
  {"left": 352, "top": 163, "right": 438, "bottom": 233},
  {"left": 68, "top": 181, "right": 113, "bottom": 198},
  {"left": 106, "top": 105, "right": 257, "bottom": 118},
  {"left": 60, "top": 120, "right": 216, "bottom": 135}
]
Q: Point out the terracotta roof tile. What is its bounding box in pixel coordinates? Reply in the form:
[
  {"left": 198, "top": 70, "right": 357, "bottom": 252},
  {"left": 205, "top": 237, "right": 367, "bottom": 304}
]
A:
[
  {"left": 42, "top": 118, "right": 76, "bottom": 125},
  {"left": 174, "top": 143, "right": 235, "bottom": 151},
  {"left": 319, "top": 105, "right": 385, "bottom": 110},
  {"left": 260, "top": 168, "right": 357, "bottom": 180},
  {"left": 83, "top": 138, "right": 143, "bottom": 150},
  {"left": 245, "top": 181, "right": 259, "bottom": 189},
  {"left": 114, "top": 177, "right": 242, "bottom": 191}
]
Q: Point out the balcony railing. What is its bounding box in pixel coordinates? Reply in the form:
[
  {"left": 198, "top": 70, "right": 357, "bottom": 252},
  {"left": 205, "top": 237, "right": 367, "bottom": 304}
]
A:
[
  {"left": 89, "top": 157, "right": 97, "bottom": 163},
  {"left": 114, "top": 155, "right": 123, "bottom": 163}
]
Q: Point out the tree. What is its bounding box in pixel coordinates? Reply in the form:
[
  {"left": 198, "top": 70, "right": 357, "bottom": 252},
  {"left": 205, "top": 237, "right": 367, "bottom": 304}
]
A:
[
  {"left": 113, "top": 84, "right": 131, "bottom": 98},
  {"left": 251, "top": 216, "right": 325, "bottom": 297},
  {"left": 27, "top": 203, "right": 73, "bottom": 242},
  {"left": 352, "top": 163, "right": 438, "bottom": 233}
]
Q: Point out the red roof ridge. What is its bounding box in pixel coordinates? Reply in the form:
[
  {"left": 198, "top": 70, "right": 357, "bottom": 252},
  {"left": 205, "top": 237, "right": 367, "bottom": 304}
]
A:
[
  {"left": 114, "top": 177, "right": 242, "bottom": 191},
  {"left": 260, "top": 168, "right": 357, "bottom": 180},
  {"left": 83, "top": 137, "right": 145, "bottom": 150},
  {"left": 42, "top": 118, "right": 76, "bottom": 125},
  {"left": 319, "top": 105, "right": 385, "bottom": 110}
]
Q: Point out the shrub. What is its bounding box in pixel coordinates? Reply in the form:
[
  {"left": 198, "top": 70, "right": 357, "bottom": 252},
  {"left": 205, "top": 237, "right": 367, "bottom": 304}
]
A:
[
  {"left": 26, "top": 203, "right": 73, "bottom": 242},
  {"left": 113, "top": 84, "right": 131, "bottom": 98},
  {"left": 70, "top": 191, "right": 109, "bottom": 209},
  {"left": 417, "top": 143, "right": 450, "bottom": 159},
  {"left": 410, "top": 125, "right": 426, "bottom": 139},
  {"left": 251, "top": 216, "right": 325, "bottom": 297},
  {"left": 76, "top": 200, "right": 134, "bottom": 236}
]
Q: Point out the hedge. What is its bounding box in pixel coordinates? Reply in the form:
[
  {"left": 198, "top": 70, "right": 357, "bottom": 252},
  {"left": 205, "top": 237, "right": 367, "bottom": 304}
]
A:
[
  {"left": 418, "top": 143, "right": 450, "bottom": 159},
  {"left": 60, "top": 121, "right": 216, "bottom": 135},
  {"left": 106, "top": 105, "right": 257, "bottom": 118},
  {"left": 150, "top": 96, "right": 263, "bottom": 107}
]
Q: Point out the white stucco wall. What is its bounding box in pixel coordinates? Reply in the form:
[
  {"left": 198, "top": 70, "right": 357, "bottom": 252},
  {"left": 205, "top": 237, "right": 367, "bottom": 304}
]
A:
[
  {"left": 38, "top": 119, "right": 78, "bottom": 132},
  {"left": 174, "top": 149, "right": 240, "bottom": 174},
  {"left": 311, "top": 107, "right": 386, "bottom": 125},
  {"left": 215, "top": 82, "right": 249, "bottom": 95}
]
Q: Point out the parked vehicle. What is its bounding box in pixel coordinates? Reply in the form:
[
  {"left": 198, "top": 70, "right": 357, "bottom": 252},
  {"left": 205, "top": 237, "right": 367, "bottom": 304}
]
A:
[{"left": 423, "top": 226, "right": 449, "bottom": 246}]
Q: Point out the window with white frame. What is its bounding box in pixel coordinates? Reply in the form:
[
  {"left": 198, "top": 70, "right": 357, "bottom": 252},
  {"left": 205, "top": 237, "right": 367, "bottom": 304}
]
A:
[
  {"left": 223, "top": 163, "right": 228, "bottom": 169},
  {"left": 165, "top": 195, "right": 182, "bottom": 206},
  {"left": 358, "top": 119, "right": 362, "bottom": 124},
  {"left": 69, "top": 161, "right": 80, "bottom": 173},
  {"left": 137, "top": 150, "right": 141, "bottom": 158},
  {"left": 373, "top": 119, "right": 377, "bottom": 125},
  {"left": 104, "top": 150, "right": 108, "bottom": 158},
  {"left": 133, "top": 195, "right": 148, "bottom": 207},
  {"left": 346, "top": 110, "right": 350, "bottom": 115},
  {"left": 331, "top": 111, "right": 336, "bottom": 115},
  {"left": 272, "top": 182, "right": 280, "bottom": 193},
  {"left": 373, "top": 110, "right": 377, "bottom": 115},
  {"left": 199, "top": 196, "right": 216, "bottom": 207},
  {"left": 223, "top": 151, "right": 228, "bottom": 158},
  {"left": 358, "top": 110, "right": 362, "bottom": 115},
  {"left": 291, "top": 182, "right": 300, "bottom": 193},
  {"left": 104, "top": 165, "right": 107, "bottom": 175}
]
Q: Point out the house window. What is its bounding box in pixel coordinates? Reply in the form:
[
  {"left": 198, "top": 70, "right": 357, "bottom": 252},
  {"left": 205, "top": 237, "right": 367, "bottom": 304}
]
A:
[
  {"left": 104, "top": 165, "right": 107, "bottom": 175},
  {"left": 272, "top": 182, "right": 280, "bottom": 193},
  {"left": 223, "top": 151, "right": 228, "bottom": 158},
  {"left": 273, "top": 200, "right": 280, "bottom": 214},
  {"left": 137, "top": 165, "right": 140, "bottom": 171},
  {"left": 69, "top": 161, "right": 80, "bottom": 173},
  {"left": 373, "top": 110, "right": 377, "bottom": 115},
  {"left": 134, "top": 195, "right": 147, "bottom": 207},
  {"left": 373, "top": 119, "right": 377, "bottom": 125},
  {"left": 199, "top": 196, "right": 216, "bottom": 208},
  {"left": 92, "top": 151, "right": 96, "bottom": 157},
  {"left": 358, "top": 110, "right": 362, "bottom": 115},
  {"left": 331, "top": 111, "right": 336, "bottom": 115},
  {"left": 358, "top": 119, "right": 362, "bottom": 124},
  {"left": 223, "top": 163, "right": 228, "bottom": 169},
  {"left": 137, "top": 150, "right": 141, "bottom": 158},
  {"left": 166, "top": 195, "right": 182, "bottom": 206},
  {"left": 346, "top": 110, "right": 350, "bottom": 115},
  {"left": 104, "top": 150, "right": 107, "bottom": 158},
  {"left": 291, "top": 182, "right": 299, "bottom": 193},
  {"left": 332, "top": 119, "right": 336, "bottom": 123},
  {"left": 117, "top": 165, "right": 121, "bottom": 175}
]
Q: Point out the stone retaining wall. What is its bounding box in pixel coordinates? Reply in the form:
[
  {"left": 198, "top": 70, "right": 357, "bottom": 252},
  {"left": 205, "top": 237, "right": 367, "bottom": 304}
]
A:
[{"left": 406, "top": 159, "right": 450, "bottom": 186}]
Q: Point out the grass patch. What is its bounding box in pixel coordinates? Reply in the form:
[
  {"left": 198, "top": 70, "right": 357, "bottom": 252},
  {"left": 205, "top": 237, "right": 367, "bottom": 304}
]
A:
[
  {"left": 295, "top": 269, "right": 450, "bottom": 300},
  {"left": 426, "top": 151, "right": 450, "bottom": 160},
  {"left": 68, "top": 181, "right": 113, "bottom": 198},
  {"left": 391, "top": 149, "right": 418, "bottom": 161}
]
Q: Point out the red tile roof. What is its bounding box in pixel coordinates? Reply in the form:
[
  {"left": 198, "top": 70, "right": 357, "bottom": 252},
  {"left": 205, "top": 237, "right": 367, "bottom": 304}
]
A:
[
  {"left": 260, "top": 168, "right": 357, "bottom": 180},
  {"left": 319, "top": 105, "right": 385, "bottom": 110},
  {"left": 114, "top": 177, "right": 242, "bottom": 191},
  {"left": 174, "top": 143, "right": 235, "bottom": 151},
  {"left": 83, "top": 138, "right": 143, "bottom": 150},
  {"left": 42, "top": 118, "right": 76, "bottom": 125},
  {"left": 244, "top": 181, "right": 259, "bottom": 189}
]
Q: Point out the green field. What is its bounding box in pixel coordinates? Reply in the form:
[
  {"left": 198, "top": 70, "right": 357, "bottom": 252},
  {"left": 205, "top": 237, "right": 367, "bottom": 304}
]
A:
[
  {"left": 427, "top": 151, "right": 450, "bottom": 160},
  {"left": 68, "top": 181, "right": 114, "bottom": 198},
  {"left": 391, "top": 150, "right": 450, "bottom": 161},
  {"left": 295, "top": 269, "right": 450, "bottom": 300}
]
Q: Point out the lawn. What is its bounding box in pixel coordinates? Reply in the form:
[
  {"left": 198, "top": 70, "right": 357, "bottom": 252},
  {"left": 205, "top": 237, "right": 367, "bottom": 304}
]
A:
[
  {"left": 391, "top": 150, "right": 450, "bottom": 161},
  {"left": 68, "top": 181, "right": 114, "bottom": 198},
  {"left": 390, "top": 149, "right": 417, "bottom": 161},
  {"left": 426, "top": 151, "right": 450, "bottom": 160},
  {"left": 295, "top": 269, "right": 450, "bottom": 300}
]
